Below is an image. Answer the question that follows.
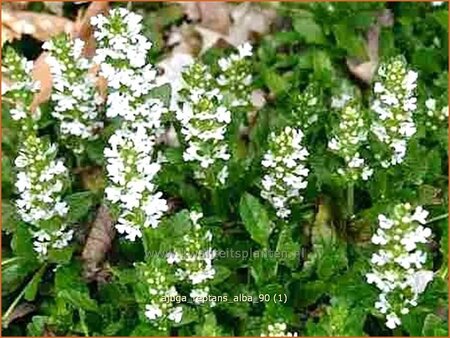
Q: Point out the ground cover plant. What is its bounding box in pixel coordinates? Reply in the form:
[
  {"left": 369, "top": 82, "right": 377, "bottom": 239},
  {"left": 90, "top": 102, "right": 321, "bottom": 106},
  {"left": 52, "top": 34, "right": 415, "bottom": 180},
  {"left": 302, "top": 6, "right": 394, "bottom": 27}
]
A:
[{"left": 1, "top": 1, "right": 449, "bottom": 336}]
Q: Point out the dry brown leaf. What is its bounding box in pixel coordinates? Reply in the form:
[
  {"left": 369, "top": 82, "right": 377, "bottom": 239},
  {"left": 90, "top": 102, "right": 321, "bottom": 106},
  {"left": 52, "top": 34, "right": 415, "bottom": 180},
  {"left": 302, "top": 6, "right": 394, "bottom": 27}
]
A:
[
  {"left": 44, "top": 2, "right": 64, "bottom": 16},
  {"left": 82, "top": 205, "right": 115, "bottom": 281},
  {"left": 1, "top": 9, "right": 74, "bottom": 43},
  {"left": 192, "top": 2, "right": 276, "bottom": 54},
  {"left": 177, "top": 1, "right": 201, "bottom": 21},
  {"left": 1, "top": 24, "right": 20, "bottom": 46},
  {"left": 73, "top": 1, "right": 109, "bottom": 58},
  {"left": 30, "top": 52, "right": 52, "bottom": 112},
  {"left": 4, "top": 303, "right": 36, "bottom": 326},
  {"left": 227, "top": 2, "right": 276, "bottom": 46},
  {"left": 347, "top": 9, "right": 394, "bottom": 83},
  {"left": 1, "top": 1, "right": 29, "bottom": 11},
  {"left": 197, "top": 2, "right": 230, "bottom": 35},
  {"left": 178, "top": 1, "right": 231, "bottom": 34}
]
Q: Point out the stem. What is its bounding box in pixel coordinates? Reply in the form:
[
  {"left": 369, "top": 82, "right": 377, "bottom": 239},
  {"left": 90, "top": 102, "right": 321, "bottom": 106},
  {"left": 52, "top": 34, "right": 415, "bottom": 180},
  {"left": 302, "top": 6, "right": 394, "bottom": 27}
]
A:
[
  {"left": 347, "top": 182, "right": 354, "bottom": 217},
  {"left": 79, "top": 309, "right": 89, "bottom": 336},
  {"left": 2, "top": 264, "right": 46, "bottom": 328},
  {"left": 426, "top": 213, "right": 448, "bottom": 224},
  {"left": 1, "top": 257, "right": 21, "bottom": 266}
]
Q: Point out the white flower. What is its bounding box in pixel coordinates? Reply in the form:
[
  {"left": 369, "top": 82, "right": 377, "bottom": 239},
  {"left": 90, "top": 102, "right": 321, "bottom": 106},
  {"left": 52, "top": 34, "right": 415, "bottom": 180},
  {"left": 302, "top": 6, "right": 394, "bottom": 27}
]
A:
[
  {"left": 93, "top": 9, "right": 169, "bottom": 241},
  {"left": 238, "top": 42, "right": 253, "bottom": 58},
  {"left": 366, "top": 204, "right": 434, "bottom": 329},
  {"left": 407, "top": 270, "right": 434, "bottom": 294},
  {"left": 261, "top": 322, "right": 298, "bottom": 337},
  {"left": 385, "top": 312, "right": 401, "bottom": 329},
  {"left": 44, "top": 35, "right": 103, "bottom": 151},
  {"left": 425, "top": 98, "right": 436, "bottom": 110},
  {"left": 169, "top": 211, "right": 215, "bottom": 288},
  {"left": 167, "top": 306, "right": 183, "bottom": 323},
  {"left": 145, "top": 304, "right": 163, "bottom": 320},
  {"left": 177, "top": 63, "right": 232, "bottom": 187},
  {"left": 261, "top": 127, "right": 309, "bottom": 218},
  {"left": 328, "top": 97, "right": 371, "bottom": 181},
  {"left": 371, "top": 57, "right": 418, "bottom": 167},
  {"left": 13, "top": 134, "right": 72, "bottom": 258},
  {"left": 331, "top": 93, "right": 351, "bottom": 108},
  {"left": 411, "top": 206, "right": 429, "bottom": 224},
  {"left": 378, "top": 215, "right": 394, "bottom": 229}
]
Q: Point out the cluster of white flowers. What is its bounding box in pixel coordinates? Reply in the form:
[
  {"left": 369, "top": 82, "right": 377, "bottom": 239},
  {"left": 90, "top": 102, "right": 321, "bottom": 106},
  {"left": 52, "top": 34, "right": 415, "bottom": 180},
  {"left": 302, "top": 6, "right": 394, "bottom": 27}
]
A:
[
  {"left": 167, "top": 211, "right": 215, "bottom": 304},
  {"left": 177, "top": 63, "right": 232, "bottom": 187},
  {"left": 423, "top": 98, "right": 448, "bottom": 131},
  {"left": 139, "top": 264, "right": 183, "bottom": 330},
  {"left": 104, "top": 126, "right": 168, "bottom": 241},
  {"left": 15, "top": 135, "right": 73, "bottom": 256},
  {"left": 261, "top": 127, "right": 309, "bottom": 218},
  {"left": 261, "top": 322, "right": 298, "bottom": 337},
  {"left": 91, "top": 8, "right": 160, "bottom": 122},
  {"left": 2, "top": 48, "right": 41, "bottom": 131},
  {"left": 92, "top": 8, "right": 168, "bottom": 241},
  {"left": 366, "top": 203, "right": 434, "bottom": 329},
  {"left": 217, "top": 43, "right": 253, "bottom": 107},
  {"left": 3, "top": 49, "right": 73, "bottom": 258},
  {"left": 43, "top": 35, "right": 103, "bottom": 153},
  {"left": 371, "top": 57, "right": 418, "bottom": 167},
  {"left": 328, "top": 95, "right": 373, "bottom": 181}
]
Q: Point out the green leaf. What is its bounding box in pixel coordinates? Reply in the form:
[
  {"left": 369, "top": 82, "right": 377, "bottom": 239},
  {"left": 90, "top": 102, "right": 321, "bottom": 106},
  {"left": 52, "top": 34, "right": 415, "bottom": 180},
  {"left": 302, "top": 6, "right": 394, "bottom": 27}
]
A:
[
  {"left": 24, "top": 264, "right": 46, "bottom": 301},
  {"left": 2, "top": 200, "right": 19, "bottom": 234},
  {"left": 2, "top": 257, "right": 37, "bottom": 295},
  {"left": 11, "top": 223, "right": 37, "bottom": 260},
  {"left": 275, "top": 227, "right": 300, "bottom": 269},
  {"left": 239, "top": 193, "right": 273, "bottom": 247},
  {"left": 130, "top": 322, "right": 162, "bottom": 336},
  {"left": 27, "top": 316, "right": 49, "bottom": 336},
  {"left": 311, "top": 49, "right": 333, "bottom": 81},
  {"left": 422, "top": 314, "right": 448, "bottom": 336},
  {"left": 262, "top": 68, "right": 289, "bottom": 96},
  {"left": 333, "top": 24, "right": 367, "bottom": 58},
  {"left": 293, "top": 17, "right": 326, "bottom": 45},
  {"left": 147, "top": 83, "right": 172, "bottom": 107},
  {"left": 66, "top": 191, "right": 94, "bottom": 223},
  {"left": 47, "top": 246, "right": 73, "bottom": 265},
  {"left": 294, "top": 280, "right": 327, "bottom": 307},
  {"left": 196, "top": 312, "right": 222, "bottom": 336},
  {"left": 58, "top": 289, "right": 99, "bottom": 312},
  {"left": 210, "top": 265, "right": 232, "bottom": 285},
  {"left": 249, "top": 250, "right": 278, "bottom": 285}
]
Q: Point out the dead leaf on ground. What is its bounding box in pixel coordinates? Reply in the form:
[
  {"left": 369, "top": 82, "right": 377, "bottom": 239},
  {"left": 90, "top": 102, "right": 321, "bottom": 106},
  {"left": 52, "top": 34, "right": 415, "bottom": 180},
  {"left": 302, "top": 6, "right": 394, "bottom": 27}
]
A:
[
  {"left": 82, "top": 205, "right": 115, "bottom": 281},
  {"left": 73, "top": 1, "right": 110, "bottom": 57},
  {"left": 347, "top": 9, "right": 394, "bottom": 83},
  {"left": 3, "top": 302, "right": 36, "bottom": 327},
  {"left": 196, "top": 2, "right": 276, "bottom": 53},
  {"left": 176, "top": 2, "right": 275, "bottom": 54},
  {"left": 1, "top": 1, "right": 29, "bottom": 11},
  {"left": 197, "top": 2, "right": 230, "bottom": 35},
  {"left": 43, "top": 2, "right": 64, "bottom": 16},
  {"left": 30, "top": 52, "right": 52, "bottom": 112},
  {"left": 1, "top": 9, "right": 74, "bottom": 43},
  {"left": 178, "top": 1, "right": 230, "bottom": 34}
]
